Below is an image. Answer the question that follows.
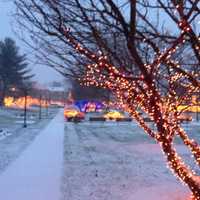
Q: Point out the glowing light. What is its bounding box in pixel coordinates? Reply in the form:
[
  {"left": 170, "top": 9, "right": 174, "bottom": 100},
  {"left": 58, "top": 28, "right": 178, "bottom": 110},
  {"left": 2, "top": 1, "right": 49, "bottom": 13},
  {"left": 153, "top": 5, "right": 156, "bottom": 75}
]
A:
[
  {"left": 59, "top": 8, "right": 200, "bottom": 198},
  {"left": 4, "top": 96, "right": 48, "bottom": 108},
  {"left": 64, "top": 109, "right": 85, "bottom": 119},
  {"left": 104, "top": 111, "right": 124, "bottom": 120},
  {"left": 64, "top": 109, "right": 79, "bottom": 117}
]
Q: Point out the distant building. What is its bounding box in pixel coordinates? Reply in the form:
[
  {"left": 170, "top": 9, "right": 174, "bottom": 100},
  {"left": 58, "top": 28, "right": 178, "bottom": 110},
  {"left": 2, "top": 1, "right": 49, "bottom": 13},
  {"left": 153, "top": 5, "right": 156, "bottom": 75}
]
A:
[
  {"left": 47, "top": 81, "right": 65, "bottom": 92},
  {"left": 31, "top": 81, "right": 67, "bottom": 103},
  {"left": 46, "top": 81, "right": 67, "bottom": 103}
]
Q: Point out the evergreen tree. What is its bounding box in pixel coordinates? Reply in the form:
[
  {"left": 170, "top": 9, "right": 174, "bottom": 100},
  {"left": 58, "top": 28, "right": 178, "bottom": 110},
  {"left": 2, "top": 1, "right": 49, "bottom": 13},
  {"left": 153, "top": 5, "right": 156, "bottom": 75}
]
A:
[{"left": 0, "top": 38, "right": 33, "bottom": 106}]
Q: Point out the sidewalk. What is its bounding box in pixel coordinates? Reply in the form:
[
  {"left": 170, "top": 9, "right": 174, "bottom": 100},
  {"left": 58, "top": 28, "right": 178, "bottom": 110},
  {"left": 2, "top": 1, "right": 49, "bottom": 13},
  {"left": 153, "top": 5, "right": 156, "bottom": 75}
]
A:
[{"left": 0, "top": 109, "right": 64, "bottom": 200}]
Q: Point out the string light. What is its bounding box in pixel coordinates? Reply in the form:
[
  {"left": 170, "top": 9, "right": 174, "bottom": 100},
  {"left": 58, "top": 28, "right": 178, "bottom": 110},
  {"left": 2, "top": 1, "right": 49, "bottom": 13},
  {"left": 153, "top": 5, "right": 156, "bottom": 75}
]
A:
[{"left": 58, "top": 5, "right": 200, "bottom": 199}]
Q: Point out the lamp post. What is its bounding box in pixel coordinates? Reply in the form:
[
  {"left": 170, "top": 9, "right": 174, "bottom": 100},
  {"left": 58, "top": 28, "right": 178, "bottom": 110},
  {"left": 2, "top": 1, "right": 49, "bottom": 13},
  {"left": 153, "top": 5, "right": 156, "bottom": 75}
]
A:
[
  {"left": 19, "top": 82, "right": 32, "bottom": 128},
  {"left": 39, "top": 93, "right": 42, "bottom": 120},
  {"left": 45, "top": 91, "right": 49, "bottom": 117},
  {"left": 23, "top": 90, "right": 28, "bottom": 128}
]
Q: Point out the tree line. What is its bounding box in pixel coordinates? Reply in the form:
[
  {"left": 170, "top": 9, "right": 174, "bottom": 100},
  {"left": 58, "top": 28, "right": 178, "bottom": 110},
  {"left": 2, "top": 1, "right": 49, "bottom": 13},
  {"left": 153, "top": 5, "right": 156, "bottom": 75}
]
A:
[{"left": 0, "top": 38, "right": 33, "bottom": 106}]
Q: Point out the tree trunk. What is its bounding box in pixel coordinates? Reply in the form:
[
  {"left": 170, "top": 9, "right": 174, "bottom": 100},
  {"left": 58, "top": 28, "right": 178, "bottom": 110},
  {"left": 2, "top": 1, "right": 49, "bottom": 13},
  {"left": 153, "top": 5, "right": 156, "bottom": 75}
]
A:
[
  {"left": 0, "top": 81, "right": 6, "bottom": 107},
  {"left": 159, "top": 135, "right": 200, "bottom": 199}
]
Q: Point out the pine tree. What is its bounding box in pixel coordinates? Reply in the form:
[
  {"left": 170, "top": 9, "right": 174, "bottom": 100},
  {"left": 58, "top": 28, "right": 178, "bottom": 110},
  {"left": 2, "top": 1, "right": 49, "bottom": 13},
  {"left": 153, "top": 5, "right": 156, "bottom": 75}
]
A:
[{"left": 0, "top": 38, "right": 33, "bottom": 106}]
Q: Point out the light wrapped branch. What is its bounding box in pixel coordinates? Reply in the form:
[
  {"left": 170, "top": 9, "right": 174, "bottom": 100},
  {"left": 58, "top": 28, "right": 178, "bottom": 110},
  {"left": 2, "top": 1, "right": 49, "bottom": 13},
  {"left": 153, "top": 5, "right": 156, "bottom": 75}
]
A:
[{"left": 15, "top": 0, "right": 200, "bottom": 198}]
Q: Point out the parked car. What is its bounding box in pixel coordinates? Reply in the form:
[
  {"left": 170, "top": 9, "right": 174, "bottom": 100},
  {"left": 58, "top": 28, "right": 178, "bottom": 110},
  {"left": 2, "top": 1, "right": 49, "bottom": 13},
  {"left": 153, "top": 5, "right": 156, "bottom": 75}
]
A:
[
  {"left": 103, "top": 110, "right": 126, "bottom": 121},
  {"left": 64, "top": 105, "right": 85, "bottom": 122}
]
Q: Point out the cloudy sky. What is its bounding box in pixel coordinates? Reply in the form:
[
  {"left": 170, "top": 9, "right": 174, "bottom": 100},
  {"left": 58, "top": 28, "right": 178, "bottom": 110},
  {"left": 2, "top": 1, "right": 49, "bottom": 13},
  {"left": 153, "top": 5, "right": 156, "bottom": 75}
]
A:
[{"left": 0, "top": 0, "right": 63, "bottom": 85}]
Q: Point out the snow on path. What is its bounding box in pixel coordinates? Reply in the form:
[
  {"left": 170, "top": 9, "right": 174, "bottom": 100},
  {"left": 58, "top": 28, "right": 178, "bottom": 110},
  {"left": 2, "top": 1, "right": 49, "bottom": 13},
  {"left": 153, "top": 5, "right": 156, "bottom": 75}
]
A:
[{"left": 0, "top": 109, "right": 64, "bottom": 200}]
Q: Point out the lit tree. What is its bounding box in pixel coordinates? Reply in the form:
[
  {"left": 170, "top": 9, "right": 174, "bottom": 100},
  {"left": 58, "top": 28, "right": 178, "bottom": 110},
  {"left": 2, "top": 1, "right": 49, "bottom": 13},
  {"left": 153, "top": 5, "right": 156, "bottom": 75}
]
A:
[{"left": 15, "top": 0, "right": 200, "bottom": 198}]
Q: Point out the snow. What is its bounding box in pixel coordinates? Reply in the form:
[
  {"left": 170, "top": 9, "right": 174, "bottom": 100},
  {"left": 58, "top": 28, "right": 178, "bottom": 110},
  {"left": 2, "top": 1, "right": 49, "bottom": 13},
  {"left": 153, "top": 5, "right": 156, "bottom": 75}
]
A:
[
  {"left": 0, "top": 109, "right": 64, "bottom": 200},
  {"left": 0, "top": 108, "right": 58, "bottom": 173},
  {"left": 132, "top": 185, "right": 188, "bottom": 200},
  {"left": 15, "top": 120, "right": 36, "bottom": 124},
  {"left": 0, "top": 129, "right": 12, "bottom": 140},
  {"left": 0, "top": 109, "right": 198, "bottom": 200},
  {"left": 62, "top": 121, "right": 191, "bottom": 200}
]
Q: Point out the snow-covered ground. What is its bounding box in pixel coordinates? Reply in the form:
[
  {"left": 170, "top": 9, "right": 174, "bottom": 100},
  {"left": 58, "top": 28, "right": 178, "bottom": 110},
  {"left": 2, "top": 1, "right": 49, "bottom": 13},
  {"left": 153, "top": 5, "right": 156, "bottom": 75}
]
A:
[
  {"left": 0, "top": 128, "right": 12, "bottom": 140},
  {"left": 0, "top": 107, "right": 58, "bottom": 173},
  {"left": 62, "top": 120, "right": 200, "bottom": 200},
  {"left": 0, "top": 108, "right": 199, "bottom": 200},
  {"left": 0, "top": 109, "right": 64, "bottom": 200}
]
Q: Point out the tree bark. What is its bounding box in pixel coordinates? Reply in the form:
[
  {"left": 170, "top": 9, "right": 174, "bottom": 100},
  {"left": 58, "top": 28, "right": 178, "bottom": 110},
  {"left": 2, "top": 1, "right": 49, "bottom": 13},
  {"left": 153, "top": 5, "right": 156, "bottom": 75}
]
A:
[{"left": 0, "top": 81, "right": 6, "bottom": 106}]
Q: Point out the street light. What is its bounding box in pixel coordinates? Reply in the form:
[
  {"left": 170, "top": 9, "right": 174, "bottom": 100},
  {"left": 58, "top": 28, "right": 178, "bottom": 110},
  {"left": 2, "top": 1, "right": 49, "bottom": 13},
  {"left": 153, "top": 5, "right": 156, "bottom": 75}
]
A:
[
  {"left": 39, "top": 92, "right": 42, "bottom": 120},
  {"left": 23, "top": 90, "right": 28, "bottom": 128},
  {"left": 45, "top": 91, "right": 49, "bottom": 117},
  {"left": 20, "top": 81, "right": 32, "bottom": 128}
]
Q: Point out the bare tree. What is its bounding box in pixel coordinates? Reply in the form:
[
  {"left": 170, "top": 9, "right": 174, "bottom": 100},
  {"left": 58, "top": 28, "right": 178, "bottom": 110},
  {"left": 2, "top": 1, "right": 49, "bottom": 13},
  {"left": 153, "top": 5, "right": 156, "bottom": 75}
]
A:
[{"left": 15, "top": 0, "right": 200, "bottom": 198}]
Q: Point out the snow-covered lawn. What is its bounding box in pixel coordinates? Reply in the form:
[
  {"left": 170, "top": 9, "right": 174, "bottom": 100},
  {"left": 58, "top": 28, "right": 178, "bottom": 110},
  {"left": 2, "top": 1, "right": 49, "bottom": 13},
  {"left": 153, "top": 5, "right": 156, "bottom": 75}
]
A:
[
  {"left": 0, "top": 107, "right": 58, "bottom": 173},
  {"left": 0, "top": 128, "right": 12, "bottom": 140},
  {"left": 0, "top": 109, "right": 64, "bottom": 200},
  {"left": 0, "top": 108, "right": 199, "bottom": 200},
  {"left": 62, "top": 120, "right": 200, "bottom": 200}
]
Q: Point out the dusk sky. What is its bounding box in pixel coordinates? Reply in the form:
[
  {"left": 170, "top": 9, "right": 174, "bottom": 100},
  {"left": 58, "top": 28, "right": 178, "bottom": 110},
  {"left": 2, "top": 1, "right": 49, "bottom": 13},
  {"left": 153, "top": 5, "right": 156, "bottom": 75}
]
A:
[
  {"left": 0, "top": 1, "right": 199, "bottom": 85},
  {"left": 0, "top": 0, "right": 63, "bottom": 85}
]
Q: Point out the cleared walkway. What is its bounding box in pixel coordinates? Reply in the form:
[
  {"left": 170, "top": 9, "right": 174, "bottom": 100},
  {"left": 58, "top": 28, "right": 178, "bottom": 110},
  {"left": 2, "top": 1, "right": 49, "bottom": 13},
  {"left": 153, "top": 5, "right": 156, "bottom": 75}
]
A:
[{"left": 0, "top": 109, "right": 64, "bottom": 200}]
